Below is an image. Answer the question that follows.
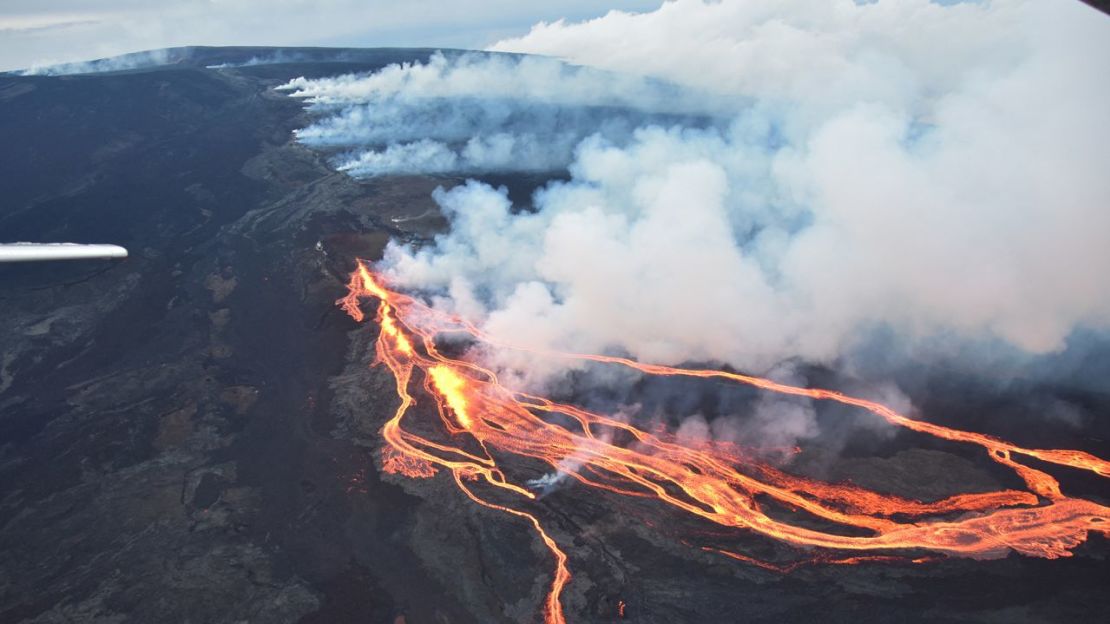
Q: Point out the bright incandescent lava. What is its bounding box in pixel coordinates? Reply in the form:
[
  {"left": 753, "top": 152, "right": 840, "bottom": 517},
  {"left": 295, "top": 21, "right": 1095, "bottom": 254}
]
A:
[{"left": 340, "top": 260, "right": 1110, "bottom": 624}]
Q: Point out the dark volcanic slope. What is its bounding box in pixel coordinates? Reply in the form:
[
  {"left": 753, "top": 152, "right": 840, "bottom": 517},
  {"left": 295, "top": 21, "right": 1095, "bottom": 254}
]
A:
[
  {"left": 1, "top": 48, "right": 1107, "bottom": 624},
  {"left": 0, "top": 48, "right": 458, "bottom": 624}
]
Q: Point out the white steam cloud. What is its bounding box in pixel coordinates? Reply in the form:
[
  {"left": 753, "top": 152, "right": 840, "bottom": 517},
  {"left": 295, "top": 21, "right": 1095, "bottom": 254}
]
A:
[
  {"left": 289, "top": 0, "right": 1110, "bottom": 384},
  {"left": 205, "top": 50, "right": 310, "bottom": 69},
  {"left": 279, "top": 51, "right": 729, "bottom": 175}
]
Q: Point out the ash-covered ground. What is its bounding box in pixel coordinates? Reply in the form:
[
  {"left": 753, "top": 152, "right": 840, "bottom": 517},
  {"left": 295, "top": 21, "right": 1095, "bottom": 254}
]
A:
[{"left": 1, "top": 47, "right": 1107, "bottom": 623}]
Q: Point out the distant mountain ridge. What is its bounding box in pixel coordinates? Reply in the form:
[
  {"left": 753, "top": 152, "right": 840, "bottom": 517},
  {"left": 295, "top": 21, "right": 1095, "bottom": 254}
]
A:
[{"left": 9, "top": 45, "right": 477, "bottom": 77}]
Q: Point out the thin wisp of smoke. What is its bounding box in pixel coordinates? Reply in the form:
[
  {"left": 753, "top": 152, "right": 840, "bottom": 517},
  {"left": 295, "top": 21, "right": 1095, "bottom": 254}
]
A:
[{"left": 18, "top": 49, "right": 174, "bottom": 76}]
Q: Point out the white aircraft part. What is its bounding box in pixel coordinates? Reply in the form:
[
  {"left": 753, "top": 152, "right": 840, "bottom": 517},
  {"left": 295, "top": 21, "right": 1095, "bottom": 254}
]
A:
[{"left": 0, "top": 243, "right": 128, "bottom": 262}]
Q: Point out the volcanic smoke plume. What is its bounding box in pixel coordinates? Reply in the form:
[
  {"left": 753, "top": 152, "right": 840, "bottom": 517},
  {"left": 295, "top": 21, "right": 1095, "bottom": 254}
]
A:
[
  {"left": 278, "top": 2, "right": 1110, "bottom": 621},
  {"left": 286, "top": 0, "right": 1110, "bottom": 381}
]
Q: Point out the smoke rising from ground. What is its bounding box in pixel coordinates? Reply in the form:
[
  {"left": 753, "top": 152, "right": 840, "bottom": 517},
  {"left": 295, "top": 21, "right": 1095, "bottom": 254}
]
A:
[
  {"left": 17, "top": 48, "right": 172, "bottom": 75},
  {"left": 279, "top": 52, "right": 729, "bottom": 175},
  {"left": 289, "top": 0, "right": 1110, "bottom": 447}
]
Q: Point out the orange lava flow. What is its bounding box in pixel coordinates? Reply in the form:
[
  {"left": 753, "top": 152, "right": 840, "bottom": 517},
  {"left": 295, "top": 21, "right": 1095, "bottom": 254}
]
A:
[{"left": 339, "top": 261, "right": 1110, "bottom": 624}]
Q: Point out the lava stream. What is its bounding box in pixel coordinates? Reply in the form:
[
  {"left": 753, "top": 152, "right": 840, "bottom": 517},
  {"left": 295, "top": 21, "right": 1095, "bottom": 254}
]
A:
[{"left": 339, "top": 260, "right": 1110, "bottom": 624}]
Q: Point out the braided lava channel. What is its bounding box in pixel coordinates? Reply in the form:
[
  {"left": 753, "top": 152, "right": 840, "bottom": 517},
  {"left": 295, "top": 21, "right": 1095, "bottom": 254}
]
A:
[{"left": 338, "top": 260, "right": 1110, "bottom": 624}]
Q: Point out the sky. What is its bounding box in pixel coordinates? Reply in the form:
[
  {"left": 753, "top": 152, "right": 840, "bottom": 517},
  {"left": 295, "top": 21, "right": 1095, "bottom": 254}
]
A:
[{"left": 0, "top": 0, "right": 658, "bottom": 72}]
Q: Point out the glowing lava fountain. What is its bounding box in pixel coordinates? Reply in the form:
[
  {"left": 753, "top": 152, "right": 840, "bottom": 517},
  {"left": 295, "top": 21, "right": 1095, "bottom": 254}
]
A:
[{"left": 339, "top": 260, "right": 1110, "bottom": 624}]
